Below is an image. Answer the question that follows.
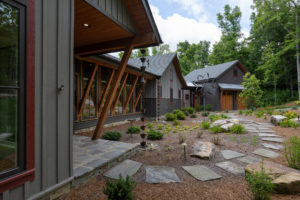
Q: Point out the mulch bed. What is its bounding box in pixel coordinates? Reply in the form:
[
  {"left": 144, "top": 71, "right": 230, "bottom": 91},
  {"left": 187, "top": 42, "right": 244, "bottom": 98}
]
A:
[{"left": 63, "top": 111, "right": 300, "bottom": 200}]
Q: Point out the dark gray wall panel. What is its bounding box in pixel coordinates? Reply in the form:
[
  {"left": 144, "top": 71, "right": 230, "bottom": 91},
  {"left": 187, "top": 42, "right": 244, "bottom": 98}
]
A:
[
  {"left": 159, "top": 99, "right": 181, "bottom": 115},
  {"left": 218, "top": 64, "right": 245, "bottom": 84},
  {"left": 144, "top": 98, "right": 156, "bottom": 117},
  {"left": 203, "top": 82, "right": 220, "bottom": 110}
]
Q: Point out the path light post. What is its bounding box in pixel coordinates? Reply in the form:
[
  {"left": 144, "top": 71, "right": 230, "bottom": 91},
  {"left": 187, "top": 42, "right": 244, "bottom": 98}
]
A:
[{"left": 140, "top": 49, "right": 147, "bottom": 147}]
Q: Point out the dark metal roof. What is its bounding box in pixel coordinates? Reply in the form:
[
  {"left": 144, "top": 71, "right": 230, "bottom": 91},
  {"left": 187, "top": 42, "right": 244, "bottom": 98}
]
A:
[
  {"left": 218, "top": 83, "right": 245, "bottom": 90},
  {"left": 184, "top": 60, "right": 239, "bottom": 82}
]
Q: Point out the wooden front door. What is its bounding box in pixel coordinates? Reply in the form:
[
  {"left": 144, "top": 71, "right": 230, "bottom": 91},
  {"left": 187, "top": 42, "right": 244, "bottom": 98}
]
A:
[
  {"left": 237, "top": 92, "right": 246, "bottom": 110},
  {"left": 221, "top": 91, "right": 233, "bottom": 110}
]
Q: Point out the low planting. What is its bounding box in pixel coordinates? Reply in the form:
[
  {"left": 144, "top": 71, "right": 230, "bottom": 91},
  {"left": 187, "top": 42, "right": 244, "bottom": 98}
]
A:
[
  {"left": 209, "top": 114, "right": 230, "bottom": 122},
  {"left": 102, "top": 131, "right": 122, "bottom": 141},
  {"left": 284, "top": 136, "right": 300, "bottom": 170},
  {"left": 195, "top": 105, "right": 203, "bottom": 111},
  {"left": 238, "top": 110, "right": 243, "bottom": 115},
  {"left": 126, "top": 126, "right": 141, "bottom": 134},
  {"left": 245, "top": 109, "right": 253, "bottom": 116},
  {"left": 254, "top": 110, "right": 264, "bottom": 118},
  {"left": 103, "top": 175, "right": 136, "bottom": 200},
  {"left": 200, "top": 121, "right": 211, "bottom": 129},
  {"left": 147, "top": 129, "right": 163, "bottom": 140},
  {"left": 279, "top": 119, "right": 299, "bottom": 129},
  {"left": 176, "top": 111, "right": 186, "bottom": 120},
  {"left": 251, "top": 136, "right": 259, "bottom": 146},
  {"left": 166, "top": 113, "right": 176, "bottom": 121},
  {"left": 245, "top": 160, "right": 274, "bottom": 200},
  {"left": 173, "top": 119, "right": 181, "bottom": 126},
  {"left": 283, "top": 111, "right": 297, "bottom": 120},
  {"left": 190, "top": 114, "right": 197, "bottom": 118},
  {"left": 206, "top": 104, "right": 212, "bottom": 111},
  {"left": 157, "top": 124, "right": 163, "bottom": 130},
  {"left": 209, "top": 125, "right": 224, "bottom": 134},
  {"left": 201, "top": 111, "right": 210, "bottom": 117},
  {"left": 147, "top": 122, "right": 154, "bottom": 129},
  {"left": 230, "top": 124, "right": 246, "bottom": 134}
]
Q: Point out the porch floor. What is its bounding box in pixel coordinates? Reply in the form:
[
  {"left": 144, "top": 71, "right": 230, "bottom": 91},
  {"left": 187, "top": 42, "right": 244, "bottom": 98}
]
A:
[{"left": 73, "top": 135, "right": 139, "bottom": 178}]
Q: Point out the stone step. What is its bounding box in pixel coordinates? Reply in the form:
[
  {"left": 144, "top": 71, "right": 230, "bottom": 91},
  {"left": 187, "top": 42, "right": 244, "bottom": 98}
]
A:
[
  {"left": 258, "top": 133, "right": 279, "bottom": 137},
  {"left": 261, "top": 137, "right": 284, "bottom": 143},
  {"left": 215, "top": 161, "right": 244, "bottom": 175},
  {"left": 253, "top": 148, "right": 280, "bottom": 159},
  {"left": 237, "top": 155, "right": 261, "bottom": 164},
  {"left": 182, "top": 165, "right": 221, "bottom": 181},
  {"left": 145, "top": 166, "right": 180, "bottom": 183},
  {"left": 104, "top": 159, "right": 142, "bottom": 179},
  {"left": 262, "top": 143, "right": 283, "bottom": 150},
  {"left": 221, "top": 150, "right": 245, "bottom": 160}
]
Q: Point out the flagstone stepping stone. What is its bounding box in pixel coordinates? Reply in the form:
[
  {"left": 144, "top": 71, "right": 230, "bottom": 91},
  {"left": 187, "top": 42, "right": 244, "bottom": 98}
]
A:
[
  {"left": 145, "top": 166, "right": 180, "bottom": 183},
  {"left": 182, "top": 165, "right": 221, "bottom": 181},
  {"left": 221, "top": 150, "right": 245, "bottom": 160},
  {"left": 260, "top": 129, "right": 275, "bottom": 133},
  {"left": 237, "top": 155, "right": 261, "bottom": 164},
  {"left": 191, "top": 141, "right": 215, "bottom": 159},
  {"left": 262, "top": 143, "right": 283, "bottom": 150},
  {"left": 258, "top": 133, "right": 278, "bottom": 137},
  {"left": 253, "top": 148, "right": 280, "bottom": 159},
  {"left": 104, "top": 159, "right": 142, "bottom": 179},
  {"left": 261, "top": 137, "right": 284, "bottom": 143},
  {"left": 216, "top": 161, "right": 244, "bottom": 175}
]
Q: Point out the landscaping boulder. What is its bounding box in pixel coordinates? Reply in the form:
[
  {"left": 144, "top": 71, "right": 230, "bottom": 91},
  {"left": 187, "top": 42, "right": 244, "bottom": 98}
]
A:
[
  {"left": 245, "top": 160, "right": 300, "bottom": 194},
  {"left": 271, "top": 115, "right": 287, "bottom": 126},
  {"left": 212, "top": 119, "right": 239, "bottom": 131},
  {"left": 220, "top": 123, "right": 235, "bottom": 131},
  {"left": 212, "top": 119, "right": 227, "bottom": 126},
  {"left": 191, "top": 141, "right": 215, "bottom": 160}
]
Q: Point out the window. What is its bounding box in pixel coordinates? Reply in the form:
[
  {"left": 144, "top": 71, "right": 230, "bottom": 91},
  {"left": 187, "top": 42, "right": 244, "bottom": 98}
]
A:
[
  {"left": 178, "top": 89, "right": 181, "bottom": 99},
  {"left": 0, "top": 0, "right": 35, "bottom": 191},
  {"left": 233, "top": 68, "right": 238, "bottom": 77},
  {"left": 170, "top": 88, "right": 173, "bottom": 103},
  {"left": 185, "top": 94, "right": 189, "bottom": 100}
]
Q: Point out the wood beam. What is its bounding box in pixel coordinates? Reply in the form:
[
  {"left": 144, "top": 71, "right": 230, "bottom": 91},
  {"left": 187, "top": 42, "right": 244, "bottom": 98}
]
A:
[
  {"left": 123, "top": 75, "right": 138, "bottom": 113},
  {"left": 111, "top": 73, "right": 128, "bottom": 115},
  {"left": 75, "top": 33, "right": 155, "bottom": 56},
  {"left": 78, "top": 64, "right": 98, "bottom": 115},
  {"left": 97, "top": 69, "right": 115, "bottom": 113},
  {"left": 92, "top": 45, "right": 133, "bottom": 140}
]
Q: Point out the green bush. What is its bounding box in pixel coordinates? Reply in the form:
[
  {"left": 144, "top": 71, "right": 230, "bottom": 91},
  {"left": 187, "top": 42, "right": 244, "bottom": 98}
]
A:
[
  {"left": 173, "top": 109, "right": 181, "bottom": 115},
  {"left": 147, "top": 123, "right": 154, "bottom": 129},
  {"left": 284, "top": 136, "right": 300, "bottom": 170},
  {"left": 173, "top": 119, "right": 180, "bottom": 126},
  {"left": 102, "top": 131, "right": 122, "bottom": 141},
  {"left": 230, "top": 124, "right": 246, "bottom": 134},
  {"left": 245, "top": 160, "right": 274, "bottom": 200},
  {"left": 255, "top": 110, "right": 264, "bottom": 118},
  {"left": 238, "top": 110, "right": 243, "bottom": 115},
  {"left": 209, "top": 114, "right": 221, "bottom": 122},
  {"left": 280, "top": 119, "right": 299, "bottom": 129},
  {"left": 126, "top": 126, "right": 141, "bottom": 134},
  {"left": 195, "top": 105, "right": 203, "bottom": 111},
  {"left": 175, "top": 111, "right": 186, "bottom": 120},
  {"left": 220, "top": 113, "right": 230, "bottom": 119},
  {"left": 166, "top": 113, "right": 176, "bottom": 121},
  {"left": 103, "top": 175, "right": 136, "bottom": 200},
  {"left": 209, "top": 126, "right": 224, "bottom": 134},
  {"left": 183, "top": 111, "right": 189, "bottom": 116},
  {"left": 190, "top": 114, "right": 197, "bottom": 118},
  {"left": 147, "top": 129, "right": 163, "bottom": 140},
  {"left": 205, "top": 104, "right": 212, "bottom": 111},
  {"left": 245, "top": 109, "right": 253, "bottom": 116},
  {"left": 200, "top": 121, "right": 211, "bottom": 129},
  {"left": 201, "top": 111, "right": 210, "bottom": 117},
  {"left": 187, "top": 107, "right": 195, "bottom": 114},
  {"left": 157, "top": 124, "right": 163, "bottom": 130}
]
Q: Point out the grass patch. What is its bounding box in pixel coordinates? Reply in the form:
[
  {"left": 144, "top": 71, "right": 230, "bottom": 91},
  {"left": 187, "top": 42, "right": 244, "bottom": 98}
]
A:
[
  {"left": 209, "top": 125, "right": 224, "bottom": 134},
  {"left": 251, "top": 136, "right": 259, "bottom": 146},
  {"left": 230, "top": 124, "right": 246, "bottom": 134},
  {"left": 200, "top": 121, "right": 211, "bottom": 129}
]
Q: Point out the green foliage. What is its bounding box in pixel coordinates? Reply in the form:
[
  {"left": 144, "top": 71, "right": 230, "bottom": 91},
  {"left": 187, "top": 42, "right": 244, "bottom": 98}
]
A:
[
  {"left": 205, "top": 104, "right": 212, "bottom": 111},
  {"left": 157, "top": 124, "right": 163, "bottom": 130},
  {"left": 175, "top": 111, "right": 186, "bottom": 120},
  {"left": 230, "top": 124, "right": 246, "bottom": 134},
  {"left": 284, "top": 136, "right": 300, "bottom": 170},
  {"left": 147, "top": 129, "right": 163, "bottom": 140},
  {"left": 238, "top": 110, "right": 244, "bottom": 115},
  {"left": 102, "top": 131, "right": 122, "bottom": 141},
  {"left": 103, "top": 175, "right": 136, "bottom": 200},
  {"left": 173, "top": 120, "right": 181, "bottom": 126},
  {"left": 200, "top": 121, "right": 211, "bottom": 129},
  {"left": 209, "top": 114, "right": 221, "bottom": 122},
  {"left": 280, "top": 119, "right": 299, "bottom": 129},
  {"left": 261, "top": 90, "right": 298, "bottom": 107},
  {"left": 190, "top": 114, "right": 197, "bottom": 118},
  {"left": 283, "top": 111, "right": 297, "bottom": 119},
  {"left": 240, "top": 73, "right": 263, "bottom": 108},
  {"left": 245, "top": 109, "right": 253, "bottom": 116},
  {"left": 209, "top": 126, "right": 224, "bottom": 134},
  {"left": 251, "top": 136, "right": 259, "bottom": 146},
  {"left": 201, "top": 111, "right": 210, "bottom": 117},
  {"left": 245, "top": 160, "right": 274, "bottom": 200},
  {"left": 296, "top": 101, "right": 300, "bottom": 106},
  {"left": 241, "top": 136, "right": 249, "bottom": 143},
  {"left": 126, "top": 126, "right": 141, "bottom": 134},
  {"left": 255, "top": 110, "right": 265, "bottom": 118},
  {"left": 187, "top": 107, "right": 195, "bottom": 114},
  {"left": 166, "top": 113, "right": 176, "bottom": 121},
  {"left": 151, "top": 44, "right": 172, "bottom": 56},
  {"left": 173, "top": 109, "right": 181, "bottom": 115},
  {"left": 195, "top": 105, "right": 203, "bottom": 111}
]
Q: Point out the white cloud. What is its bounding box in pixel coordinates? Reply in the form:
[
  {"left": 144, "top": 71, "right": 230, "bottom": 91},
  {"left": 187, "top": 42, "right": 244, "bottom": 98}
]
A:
[
  {"left": 150, "top": 5, "right": 221, "bottom": 51},
  {"left": 168, "top": 0, "right": 204, "bottom": 17}
]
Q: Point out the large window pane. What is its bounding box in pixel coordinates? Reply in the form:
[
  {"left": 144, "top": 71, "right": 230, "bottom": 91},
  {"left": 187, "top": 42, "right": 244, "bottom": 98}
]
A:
[
  {"left": 0, "top": 89, "right": 18, "bottom": 173},
  {"left": 0, "top": 1, "right": 19, "bottom": 86}
]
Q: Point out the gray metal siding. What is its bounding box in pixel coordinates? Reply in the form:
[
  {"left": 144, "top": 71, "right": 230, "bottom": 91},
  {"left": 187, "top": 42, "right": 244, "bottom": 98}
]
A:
[
  {"left": 218, "top": 64, "right": 245, "bottom": 84},
  {"left": 145, "top": 79, "right": 156, "bottom": 98},
  {"left": 159, "top": 99, "right": 181, "bottom": 114},
  {"left": 88, "top": 0, "right": 136, "bottom": 33},
  {"left": 2, "top": 0, "right": 74, "bottom": 199},
  {"left": 204, "top": 82, "right": 220, "bottom": 111},
  {"left": 160, "top": 63, "right": 183, "bottom": 99}
]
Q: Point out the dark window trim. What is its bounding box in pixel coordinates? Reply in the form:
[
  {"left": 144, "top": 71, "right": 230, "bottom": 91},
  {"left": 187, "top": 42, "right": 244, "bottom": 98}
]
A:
[
  {"left": 0, "top": 0, "right": 35, "bottom": 193},
  {"left": 233, "top": 67, "right": 238, "bottom": 78},
  {"left": 170, "top": 88, "right": 173, "bottom": 103}
]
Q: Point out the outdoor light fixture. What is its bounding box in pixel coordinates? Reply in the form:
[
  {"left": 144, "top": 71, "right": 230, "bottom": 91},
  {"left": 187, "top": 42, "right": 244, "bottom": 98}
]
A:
[{"left": 82, "top": 23, "right": 90, "bottom": 27}]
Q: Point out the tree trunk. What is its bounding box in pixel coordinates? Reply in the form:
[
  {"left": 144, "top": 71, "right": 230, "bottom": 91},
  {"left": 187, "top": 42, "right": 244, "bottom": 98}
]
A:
[{"left": 296, "top": 11, "right": 300, "bottom": 100}]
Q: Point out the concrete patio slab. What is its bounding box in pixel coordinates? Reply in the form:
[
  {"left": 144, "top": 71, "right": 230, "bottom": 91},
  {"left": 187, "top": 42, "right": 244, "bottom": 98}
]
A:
[
  {"left": 104, "top": 159, "right": 143, "bottom": 179},
  {"left": 253, "top": 148, "right": 280, "bottom": 159},
  {"left": 182, "top": 165, "right": 221, "bottom": 181},
  {"left": 221, "top": 150, "right": 245, "bottom": 160}
]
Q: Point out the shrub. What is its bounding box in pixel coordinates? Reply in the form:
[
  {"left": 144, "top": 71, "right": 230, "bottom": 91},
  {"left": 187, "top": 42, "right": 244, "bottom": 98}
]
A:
[
  {"left": 245, "top": 109, "right": 253, "bottom": 116},
  {"left": 284, "top": 136, "right": 300, "bottom": 170},
  {"left": 166, "top": 113, "right": 176, "bottom": 121},
  {"left": 126, "top": 126, "right": 141, "bottom": 134},
  {"left": 230, "top": 124, "right": 246, "bottom": 134},
  {"left": 157, "top": 124, "right": 163, "bottom": 130},
  {"left": 283, "top": 111, "right": 297, "bottom": 120},
  {"left": 183, "top": 111, "right": 189, "bottom": 116},
  {"left": 173, "top": 119, "right": 180, "bottom": 126},
  {"left": 245, "top": 160, "right": 274, "bottom": 200},
  {"left": 147, "top": 123, "right": 154, "bottom": 129},
  {"left": 103, "top": 175, "right": 136, "bottom": 200},
  {"left": 102, "top": 131, "right": 122, "bottom": 141},
  {"left": 255, "top": 110, "right": 264, "bottom": 118},
  {"left": 176, "top": 111, "right": 186, "bottom": 120},
  {"left": 195, "top": 105, "right": 203, "bottom": 111},
  {"left": 201, "top": 111, "right": 210, "bottom": 117},
  {"left": 190, "top": 114, "right": 197, "bottom": 118},
  {"left": 147, "top": 129, "right": 163, "bottom": 140},
  {"left": 173, "top": 109, "right": 181, "bottom": 115},
  {"left": 209, "top": 114, "right": 221, "bottom": 122},
  {"left": 209, "top": 126, "right": 224, "bottom": 134},
  {"left": 187, "top": 107, "right": 195, "bottom": 114},
  {"left": 200, "top": 121, "right": 211, "bottom": 129},
  {"left": 280, "top": 119, "right": 299, "bottom": 129},
  {"left": 205, "top": 104, "right": 212, "bottom": 111},
  {"left": 238, "top": 110, "right": 243, "bottom": 115}
]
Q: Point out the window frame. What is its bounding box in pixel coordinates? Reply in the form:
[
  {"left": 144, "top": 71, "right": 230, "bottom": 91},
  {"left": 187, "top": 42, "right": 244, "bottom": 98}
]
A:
[
  {"left": 0, "top": 0, "right": 35, "bottom": 193},
  {"left": 233, "top": 67, "right": 238, "bottom": 78},
  {"left": 170, "top": 88, "right": 173, "bottom": 103}
]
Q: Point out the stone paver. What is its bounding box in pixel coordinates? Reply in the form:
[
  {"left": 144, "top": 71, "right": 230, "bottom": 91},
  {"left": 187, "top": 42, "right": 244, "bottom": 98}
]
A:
[
  {"left": 260, "top": 129, "right": 275, "bottom": 133},
  {"left": 182, "top": 165, "right": 221, "bottom": 181},
  {"left": 221, "top": 150, "right": 245, "bottom": 160},
  {"left": 237, "top": 155, "right": 261, "bottom": 164},
  {"left": 145, "top": 166, "right": 180, "bottom": 183},
  {"left": 253, "top": 148, "right": 280, "bottom": 159},
  {"left": 258, "top": 133, "right": 279, "bottom": 137},
  {"left": 261, "top": 137, "right": 284, "bottom": 143},
  {"left": 104, "top": 159, "right": 142, "bottom": 179},
  {"left": 262, "top": 143, "right": 283, "bottom": 150},
  {"left": 215, "top": 161, "right": 244, "bottom": 175}
]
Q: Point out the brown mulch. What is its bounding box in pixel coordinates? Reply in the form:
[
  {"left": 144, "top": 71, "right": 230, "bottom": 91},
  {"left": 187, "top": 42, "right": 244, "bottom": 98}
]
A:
[{"left": 65, "top": 112, "right": 300, "bottom": 200}]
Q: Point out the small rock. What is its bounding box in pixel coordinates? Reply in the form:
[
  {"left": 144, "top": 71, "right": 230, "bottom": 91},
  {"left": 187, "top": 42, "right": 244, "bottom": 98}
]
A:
[
  {"left": 273, "top": 172, "right": 300, "bottom": 194},
  {"left": 271, "top": 115, "right": 287, "bottom": 126},
  {"left": 190, "top": 141, "right": 215, "bottom": 160}
]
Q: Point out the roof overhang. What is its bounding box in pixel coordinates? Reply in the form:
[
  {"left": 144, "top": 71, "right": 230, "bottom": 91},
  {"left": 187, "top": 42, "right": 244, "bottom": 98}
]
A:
[
  {"left": 219, "top": 83, "right": 245, "bottom": 90},
  {"left": 172, "top": 55, "right": 188, "bottom": 88},
  {"left": 75, "top": 0, "right": 162, "bottom": 56}
]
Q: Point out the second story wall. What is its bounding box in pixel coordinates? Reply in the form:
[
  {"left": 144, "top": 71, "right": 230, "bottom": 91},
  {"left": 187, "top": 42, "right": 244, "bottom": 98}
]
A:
[{"left": 218, "top": 64, "right": 245, "bottom": 84}]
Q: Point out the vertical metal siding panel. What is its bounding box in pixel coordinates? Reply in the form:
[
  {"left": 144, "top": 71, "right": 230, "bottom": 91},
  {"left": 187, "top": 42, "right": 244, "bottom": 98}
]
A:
[
  {"left": 105, "top": 0, "right": 111, "bottom": 15},
  {"left": 99, "top": 0, "right": 105, "bottom": 9},
  {"left": 1, "top": 191, "right": 8, "bottom": 200},
  {"left": 117, "top": 0, "right": 122, "bottom": 21},
  {"left": 8, "top": 186, "right": 23, "bottom": 200},
  {"left": 112, "top": 0, "right": 118, "bottom": 19}
]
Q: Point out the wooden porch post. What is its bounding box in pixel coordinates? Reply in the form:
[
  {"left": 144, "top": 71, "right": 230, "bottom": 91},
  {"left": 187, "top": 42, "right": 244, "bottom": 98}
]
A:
[{"left": 92, "top": 45, "right": 133, "bottom": 140}]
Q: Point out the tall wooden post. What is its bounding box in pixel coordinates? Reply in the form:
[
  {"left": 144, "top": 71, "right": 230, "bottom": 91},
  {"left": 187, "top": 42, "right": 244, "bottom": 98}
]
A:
[{"left": 92, "top": 45, "right": 133, "bottom": 140}]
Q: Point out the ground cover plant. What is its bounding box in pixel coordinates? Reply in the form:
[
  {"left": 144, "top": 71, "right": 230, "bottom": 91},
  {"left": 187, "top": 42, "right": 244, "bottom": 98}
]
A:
[
  {"left": 255, "top": 110, "right": 264, "bottom": 118},
  {"left": 102, "top": 131, "right": 122, "bottom": 141},
  {"left": 176, "top": 110, "right": 186, "bottom": 120},
  {"left": 230, "top": 124, "right": 246, "bottom": 134},
  {"left": 205, "top": 104, "right": 212, "bottom": 111},
  {"left": 195, "top": 105, "right": 203, "bottom": 111},
  {"left": 251, "top": 136, "right": 258, "bottom": 146},
  {"left": 200, "top": 121, "right": 210, "bottom": 129},
  {"left": 284, "top": 136, "right": 300, "bottom": 170},
  {"left": 279, "top": 119, "right": 299, "bottom": 129},
  {"left": 209, "top": 125, "right": 224, "bottom": 134},
  {"left": 126, "top": 126, "right": 141, "bottom": 134},
  {"left": 283, "top": 111, "right": 297, "bottom": 119},
  {"left": 103, "top": 175, "right": 136, "bottom": 200},
  {"left": 166, "top": 113, "right": 176, "bottom": 121},
  {"left": 147, "top": 129, "right": 163, "bottom": 140}
]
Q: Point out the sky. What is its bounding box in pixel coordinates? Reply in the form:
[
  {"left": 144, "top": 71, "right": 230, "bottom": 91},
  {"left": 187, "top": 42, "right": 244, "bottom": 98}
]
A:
[{"left": 149, "top": 0, "right": 253, "bottom": 51}]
